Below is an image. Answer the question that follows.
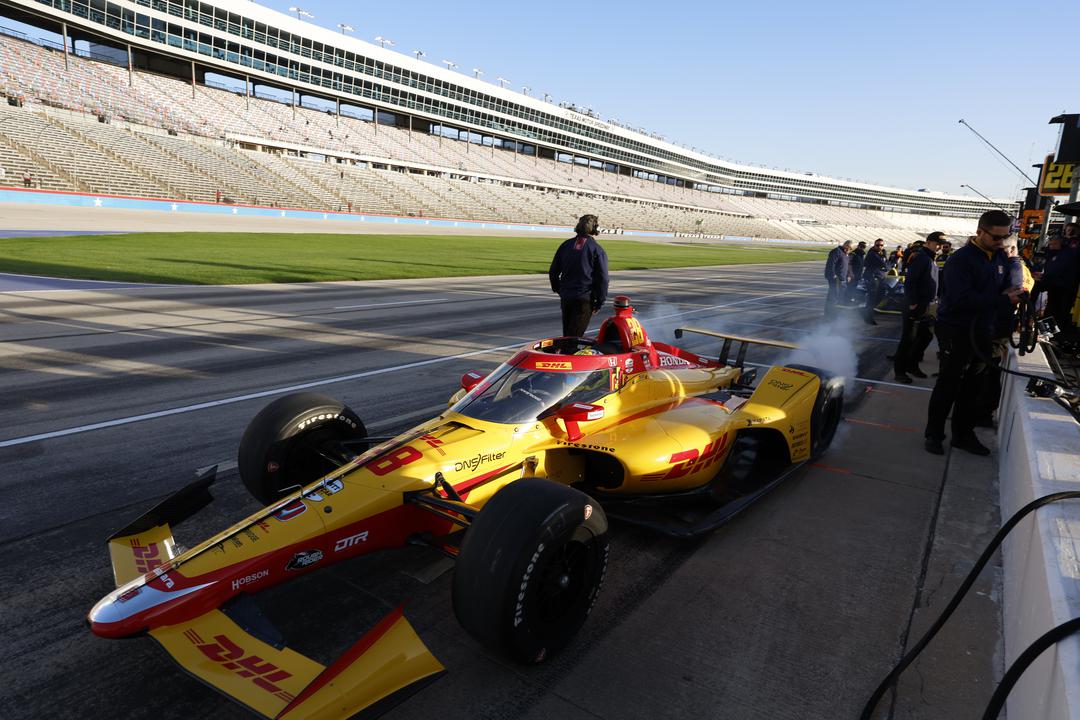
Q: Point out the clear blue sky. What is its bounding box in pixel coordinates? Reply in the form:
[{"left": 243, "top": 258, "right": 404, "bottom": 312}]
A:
[
  {"left": 7, "top": 0, "right": 1073, "bottom": 200},
  {"left": 272, "top": 0, "right": 1072, "bottom": 200}
]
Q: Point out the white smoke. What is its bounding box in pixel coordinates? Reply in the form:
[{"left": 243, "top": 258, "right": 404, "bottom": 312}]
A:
[{"left": 778, "top": 318, "right": 858, "bottom": 397}]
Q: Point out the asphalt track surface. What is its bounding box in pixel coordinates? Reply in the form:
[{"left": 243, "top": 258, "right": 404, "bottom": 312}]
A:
[{"left": 0, "top": 263, "right": 1000, "bottom": 720}]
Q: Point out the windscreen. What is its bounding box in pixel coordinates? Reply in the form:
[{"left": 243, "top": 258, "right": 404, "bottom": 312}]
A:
[{"left": 451, "top": 363, "right": 612, "bottom": 424}]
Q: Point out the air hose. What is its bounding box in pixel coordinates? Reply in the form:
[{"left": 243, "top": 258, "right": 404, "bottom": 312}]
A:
[{"left": 859, "top": 491, "right": 1080, "bottom": 720}]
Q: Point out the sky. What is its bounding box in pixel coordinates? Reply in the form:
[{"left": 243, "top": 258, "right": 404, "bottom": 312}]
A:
[{"left": 8, "top": 0, "right": 1075, "bottom": 200}]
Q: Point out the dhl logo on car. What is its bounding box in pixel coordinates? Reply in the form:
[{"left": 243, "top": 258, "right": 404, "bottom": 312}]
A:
[
  {"left": 185, "top": 629, "right": 295, "bottom": 702},
  {"left": 131, "top": 539, "right": 163, "bottom": 575},
  {"left": 535, "top": 360, "right": 573, "bottom": 370},
  {"left": 644, "top": 434, "right": 731, "bottom": 481}
]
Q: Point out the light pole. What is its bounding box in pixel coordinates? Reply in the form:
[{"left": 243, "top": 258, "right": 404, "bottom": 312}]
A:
[
  {"left": 542, "top": 93, "right": 552, "bottom": 102},
  {"left": 522, "top": 86, "right": 530, "bottom": 96},
  {"left": 337, "top": 23, "right": 354, "bottom": 35},
  {"left": 960, "top": 183, "right": 1007, "bottom": 211},
  {"left": 374, "top": 36, "right": 394, "bottom": 49},
  {"left": 413, "top": 49, "right": 425, "bottom": 60},
  {"left": 472, "top": 68, "right": 483, "bottom": 79},
  {"left": 288, "top": 6, "right": 313, "bottom": 20},
  {"left": 496, "top": 76, "right": 509, "bottom": 88},
  {"left": 442, "top": 59, "right": 456, "bottom": 71}
]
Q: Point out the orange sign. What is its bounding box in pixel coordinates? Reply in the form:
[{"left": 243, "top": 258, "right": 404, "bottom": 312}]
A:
[{"left": 1019, "top": 209, "right": 1046, "bottom": 239}]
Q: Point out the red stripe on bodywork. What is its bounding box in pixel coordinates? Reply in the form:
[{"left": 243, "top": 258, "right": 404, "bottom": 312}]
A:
[
  {"left": 451, "top": 464, "right": 514, "bottom": 496},
  {"left": 275, "top": 605, "right": 406, "bottom": 719}
]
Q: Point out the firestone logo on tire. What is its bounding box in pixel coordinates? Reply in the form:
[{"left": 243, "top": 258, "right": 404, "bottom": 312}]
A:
[
  {"left": 297, "top": 413, "right": 358, "bottom": 431},
  {"left": 514, "top": 543, "right": 545, "bottom": 628}
]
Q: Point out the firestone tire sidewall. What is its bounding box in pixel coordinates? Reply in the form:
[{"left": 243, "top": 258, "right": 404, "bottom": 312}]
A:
[
  {"left": 237, "top": 392, "right": 365, "bottom": 506},
  {"left": 452, "top": 478, "right": 609, "bottom": 665}
]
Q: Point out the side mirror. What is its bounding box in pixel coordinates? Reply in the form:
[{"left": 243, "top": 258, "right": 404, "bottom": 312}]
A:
[
  {"left": 555, "top": 403, "right": 605, "bottom": 442},
  {"left": 460, "top": 371, "right": 485, "bottom": 393}
]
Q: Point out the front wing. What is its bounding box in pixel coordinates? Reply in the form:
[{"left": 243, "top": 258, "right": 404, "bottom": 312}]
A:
[{"left": 153, "top": 606, "right": 443, "bottom": 719}]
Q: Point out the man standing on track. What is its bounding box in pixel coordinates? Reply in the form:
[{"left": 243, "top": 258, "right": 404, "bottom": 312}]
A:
[
  {"left": 549, "top": 214, "right": 609, "bottom": 337},
  {"left": 894, "top": 232, "right": 943, "bottom": 383},
  {"left": 862, "top": 238, "right": 888, "bottom": 325},
  {"left": 924, "top": 210, "right": 1024, "bottom": 456},
  {"left": 847, "top": 241, "right": 867, "bottom": 303},
  {"left": 823, "top": 240, "right": 852, "bottom": 318}
]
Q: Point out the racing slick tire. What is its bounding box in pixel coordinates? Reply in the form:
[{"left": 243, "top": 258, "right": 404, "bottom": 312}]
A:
[
  {"left": 452, "top": 478, "right": 609, "bottom": 664},
  {"left": 788, "top": 365, "right": 845, "bottom": 458},
  {"left": 238, "top": 392, "right": 366, "bottom": 505}
]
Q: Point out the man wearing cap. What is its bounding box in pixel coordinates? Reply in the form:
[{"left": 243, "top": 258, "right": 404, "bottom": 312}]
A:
[
  {"left": 550, "top": 214, "right": 609, "bottom": 337},
  {"left": 894, "top": 232, "right": 944, "bottom": 383},
  {"left": 823, "top": 240, "right": 852, "bottom": 318}
]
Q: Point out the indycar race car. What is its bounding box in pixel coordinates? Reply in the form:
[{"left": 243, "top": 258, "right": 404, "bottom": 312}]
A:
[
  {"left": 88, "top": 296, "right": 844, "bottom": 719},
  {"left": 852, "top": 270, "right": 906, "bottom": 314}
]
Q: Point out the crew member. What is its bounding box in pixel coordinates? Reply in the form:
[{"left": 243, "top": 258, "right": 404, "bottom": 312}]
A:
[
  {"left": 1037, "top": 233, "right": 1078, "bottom": 337},
  {"left": 862, "top": 238, "right": 887, "bottom": 325},
  {"left": 847, "top": 241, "right": 867, "bottom": 302},
  {"left": 549, "top": 214, "right": 609, "bottom": 337},
  {"left": 924, "top": 210, "right": 1024, "bottom": 456},
  {"left": 823, "top": 240, "right": 852, "bottom": 318},
  {"left": 974, "top": 236, "right": 1034, "bottom": 426},
  {"left": 894, "top": 232, "right": 943, "bottom": 383}
]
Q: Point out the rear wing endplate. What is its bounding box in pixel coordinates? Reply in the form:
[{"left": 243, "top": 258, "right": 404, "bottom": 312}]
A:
[{"left": 674, "top": 327, "right": 798, "bottom": 369}]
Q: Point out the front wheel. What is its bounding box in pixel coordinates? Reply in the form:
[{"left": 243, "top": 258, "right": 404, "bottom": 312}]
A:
[
  {"left": 237, "top": 392, "right": 367, "bottom": 505},
  {"left": 452, "top": 478, "right": 609, "bottom": 664}
]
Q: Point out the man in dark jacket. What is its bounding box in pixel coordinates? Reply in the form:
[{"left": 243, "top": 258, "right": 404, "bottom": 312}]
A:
[
  {"left": 823, "top": 240, "right": 852, "bottom": 318},
  {"left": 924, "top": 211, "right": 1024, "bottom": 456},
  {"left": 894, "top": 232, "right": 943, "bottom": 382},
  {"left": 862, "top": 238, "right": 888, "bottom": 324},
  {"left": 846, "top": 241, "right": 866, "bottom": 302},
  {"left": 1037, "top": 234, "right": 1078, "bottom": 336},
  {"left": 549, "top": 214, "right": 609, "bottom": 337}
]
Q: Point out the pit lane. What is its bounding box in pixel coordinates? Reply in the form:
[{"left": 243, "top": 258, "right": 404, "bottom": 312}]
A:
[{"left": 0, "top": 263, "right": 1000, "bottom": 719}]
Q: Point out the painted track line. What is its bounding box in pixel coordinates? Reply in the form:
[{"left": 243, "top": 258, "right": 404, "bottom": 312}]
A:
[
  {"left": 0, "top": 284, "right": 881, "bottom": 448},
  {"left": 333, "top": 298, "right": 449, "bottom": 310},
  {"left": 0, "top": 342, "right": 521, "bottom": 448}
]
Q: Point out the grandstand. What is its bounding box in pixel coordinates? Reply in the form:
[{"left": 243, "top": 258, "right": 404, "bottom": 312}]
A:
[{"left": 0, "top": 0, "right": 1010, "bottom": 241}]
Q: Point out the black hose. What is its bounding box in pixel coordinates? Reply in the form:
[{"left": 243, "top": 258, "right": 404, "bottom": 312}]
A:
[
  {"left": 968, "top": 317, "right": 1071, "bottom": 392},
  {"left": 981, "top": 616, "right": 1080, "bottom": 719},
  {"left": 859, "top": 491, "right": 1080, "bottom": 720}
]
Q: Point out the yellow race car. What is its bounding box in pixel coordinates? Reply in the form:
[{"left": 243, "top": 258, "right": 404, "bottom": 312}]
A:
[{"left": 88, "top": 296, "right": 843, "bottom": 719}]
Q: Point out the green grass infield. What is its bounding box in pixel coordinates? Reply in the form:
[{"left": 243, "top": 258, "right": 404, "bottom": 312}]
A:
[{"left": 0, "top": 232, "right": 828, "bottom": 285}]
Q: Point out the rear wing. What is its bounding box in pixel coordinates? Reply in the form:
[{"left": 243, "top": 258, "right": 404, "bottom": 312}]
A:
[{"left": 674, "top": 327, "right": 798, "bottom": 370}]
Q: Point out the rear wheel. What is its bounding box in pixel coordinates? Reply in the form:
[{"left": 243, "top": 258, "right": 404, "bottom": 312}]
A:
[
  {"left": 237, "top": 392, "right": 366, "bottom": 505},
  {"left": 811, "top": 379, "right": 844, "bottom": 457},
  {"left": 452, "top": 478, "right": 609, "bottom": 664}
]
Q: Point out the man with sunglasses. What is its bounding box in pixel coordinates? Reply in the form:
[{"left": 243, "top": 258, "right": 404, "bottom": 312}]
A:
[{"left": 924, "top": 210, "right": 1025, "bottom": 455}]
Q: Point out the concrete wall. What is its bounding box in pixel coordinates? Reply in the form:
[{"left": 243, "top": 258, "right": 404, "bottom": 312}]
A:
[{"left": 998, "top": 346, "right": 1080, "bottom": 718}]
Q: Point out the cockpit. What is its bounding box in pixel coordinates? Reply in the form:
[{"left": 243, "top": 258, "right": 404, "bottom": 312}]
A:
[{"left": 449, "top": 296, "right": 654, "bottom": 424}]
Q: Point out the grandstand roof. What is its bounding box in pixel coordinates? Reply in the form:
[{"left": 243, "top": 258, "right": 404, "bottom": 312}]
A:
[{"left": 2, "top": 0, "right": 1013, "bottom": 213}]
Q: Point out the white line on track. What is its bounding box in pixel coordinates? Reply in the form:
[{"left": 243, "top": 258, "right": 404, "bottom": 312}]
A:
[
  {"left": 647, "top": 284, "right": 823, "bottom": 321},
  {"left": 0, "top": 282, "right": 854, "bottom": 448},
  {"left": 333, "top": 298, "right": 449, "bottom": 310},
  {"left": 0, "top": 343, "right": 522, "bottom": 448},
  {"left": 742, "top": 361, "right": 931, "bottom": 392}
]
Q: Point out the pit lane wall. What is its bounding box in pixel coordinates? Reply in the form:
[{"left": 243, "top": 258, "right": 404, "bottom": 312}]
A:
[
  {"left": 0, "top": 187, "right": 832, "bottom": 246},
  {"left": 998, "top": 345, "right": 1080, "bottom": 719}
]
